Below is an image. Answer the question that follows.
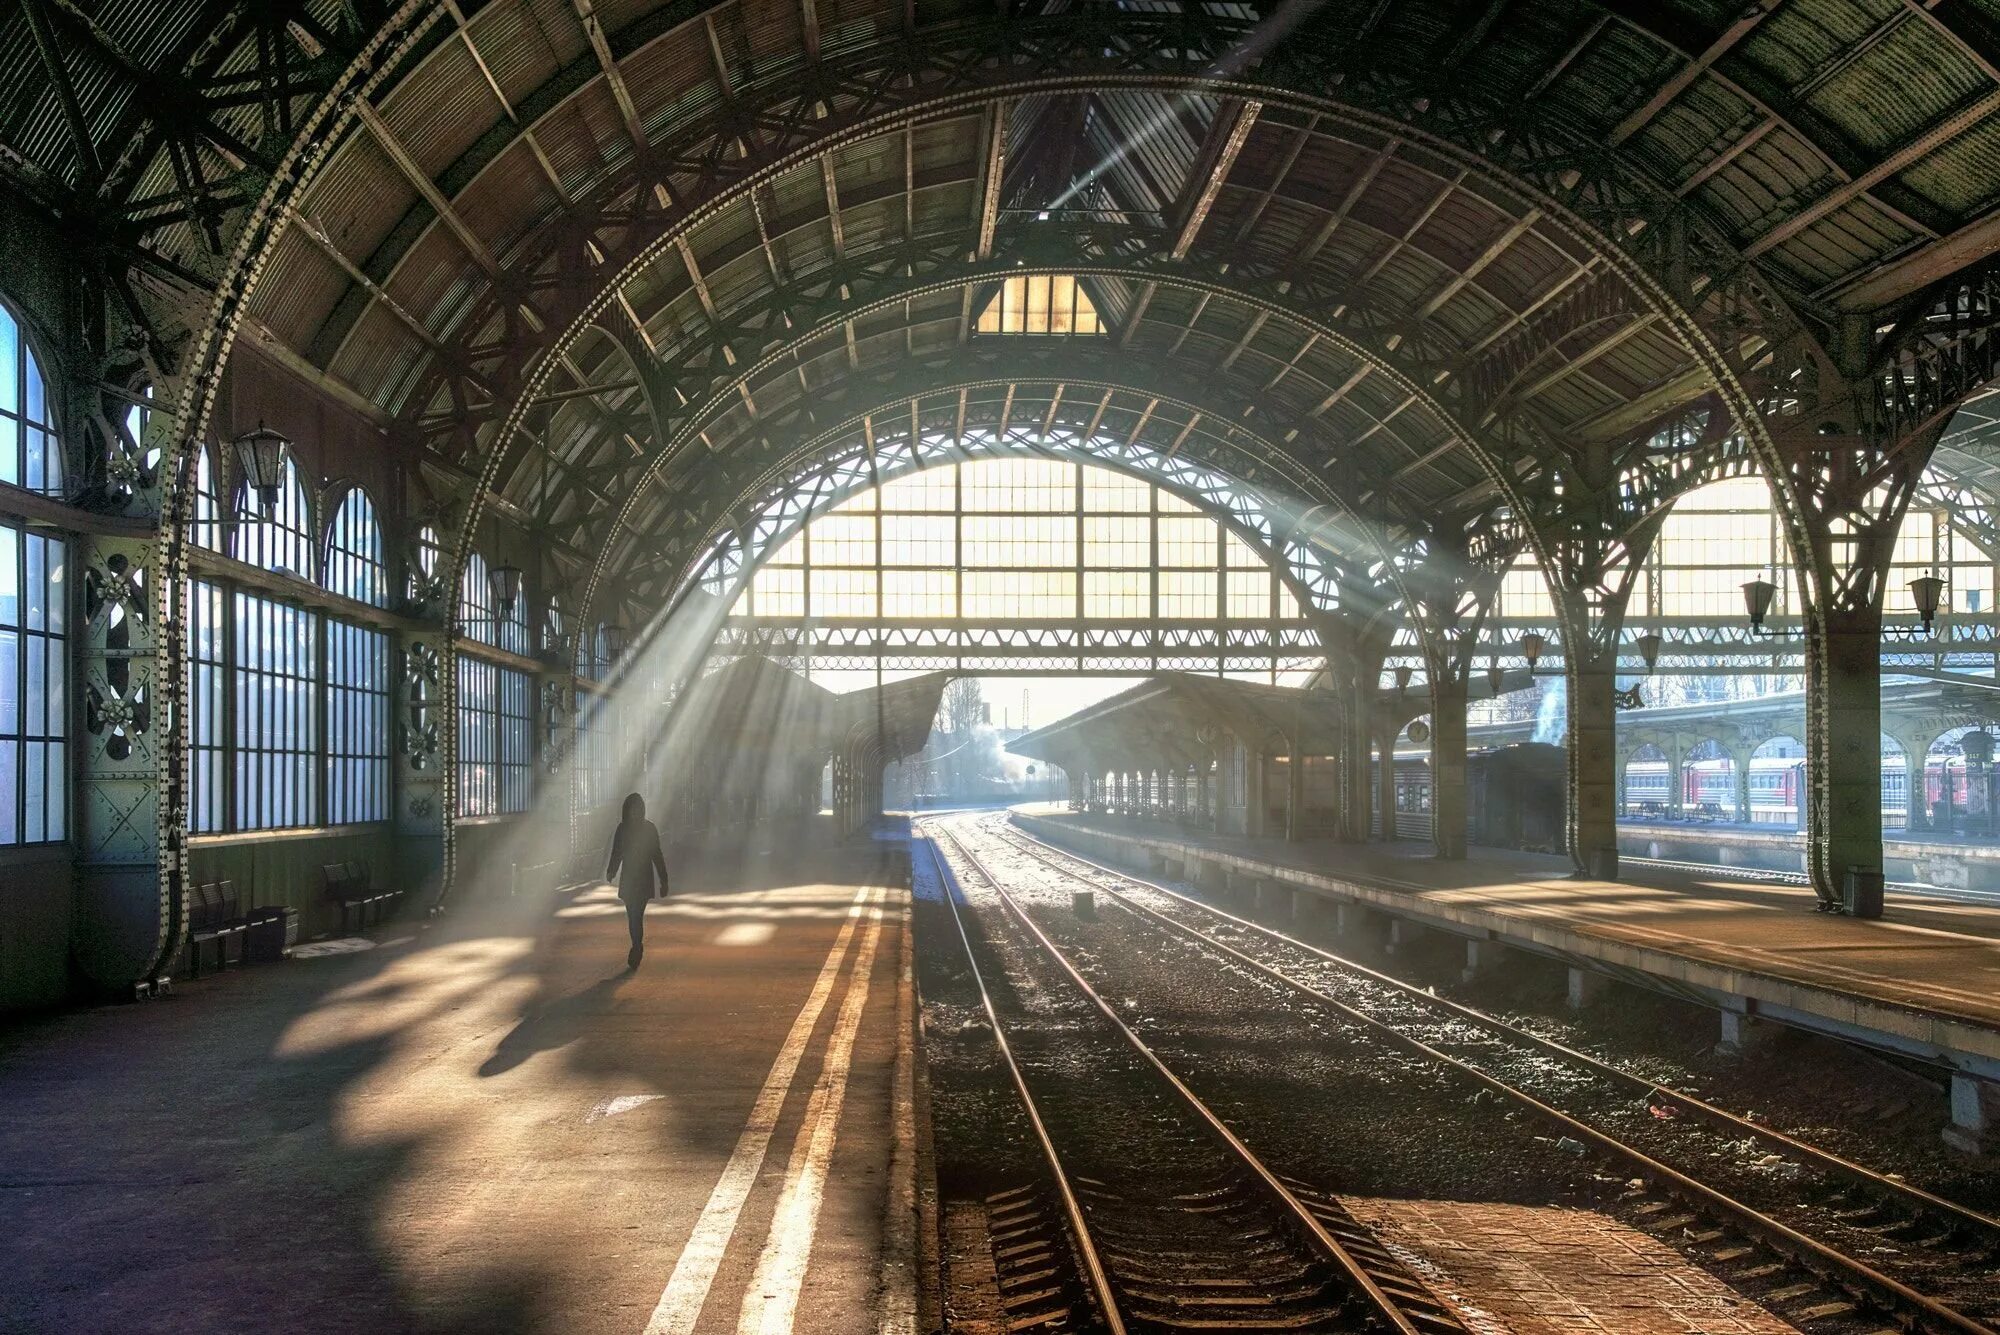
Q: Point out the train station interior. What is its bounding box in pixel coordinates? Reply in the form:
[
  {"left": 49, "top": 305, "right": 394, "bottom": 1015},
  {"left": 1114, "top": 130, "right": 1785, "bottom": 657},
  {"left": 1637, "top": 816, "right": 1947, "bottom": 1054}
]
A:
[{"left": 6, "top": 1, "right": 2000, "bottom": 1331}]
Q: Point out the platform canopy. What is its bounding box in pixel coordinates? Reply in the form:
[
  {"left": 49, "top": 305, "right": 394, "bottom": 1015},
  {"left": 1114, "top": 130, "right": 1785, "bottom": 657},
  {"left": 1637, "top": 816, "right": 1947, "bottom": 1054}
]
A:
[{"left": 1009, "top": 673, "right": 1353, "bottom": 772}]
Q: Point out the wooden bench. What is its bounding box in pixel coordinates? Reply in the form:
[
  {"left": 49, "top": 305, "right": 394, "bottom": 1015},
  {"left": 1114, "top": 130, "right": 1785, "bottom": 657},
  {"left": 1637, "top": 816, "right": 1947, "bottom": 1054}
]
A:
[
  {"left": 185, "top": 880, "right": 248, "bottom": 977},
  {"left": 323, "top": 861, "right": 399, "bottom": 933}
]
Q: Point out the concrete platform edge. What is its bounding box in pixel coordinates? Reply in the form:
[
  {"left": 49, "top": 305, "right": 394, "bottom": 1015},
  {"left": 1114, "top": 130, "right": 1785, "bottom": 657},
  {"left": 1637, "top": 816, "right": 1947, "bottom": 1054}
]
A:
[{"left": 1016, "top": 813, "right": 2000, "bottom": 1083}]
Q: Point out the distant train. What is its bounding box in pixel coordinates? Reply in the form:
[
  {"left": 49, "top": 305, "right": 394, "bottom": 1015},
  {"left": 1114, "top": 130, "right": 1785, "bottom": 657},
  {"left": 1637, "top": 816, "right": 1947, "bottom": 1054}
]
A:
[
  {"left": 1390, "top": 747, "right": 1976, "bottom": 834},
  {"left": 1623, "top": 755, "right": 1804, "bottom": 824}
]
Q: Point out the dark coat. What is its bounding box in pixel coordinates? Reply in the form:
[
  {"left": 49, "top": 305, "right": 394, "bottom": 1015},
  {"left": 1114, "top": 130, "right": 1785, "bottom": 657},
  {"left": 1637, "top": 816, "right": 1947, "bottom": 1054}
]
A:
[{"left": 606, "top": 818, "right": 669, "bottom": 904}]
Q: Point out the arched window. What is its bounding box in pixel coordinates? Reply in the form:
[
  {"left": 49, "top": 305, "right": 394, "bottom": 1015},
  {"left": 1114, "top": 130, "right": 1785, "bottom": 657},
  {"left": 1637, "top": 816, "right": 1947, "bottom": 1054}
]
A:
[
  {"left": 188, "top": 445, "right": 225, "bottom": 553},
  {"left": 459, "top": 550, "right": 496, "bottom": 646},
  {"left": 411, "top": 523, "right": 443, "bottom": 604},
  {"left": 544, "top": 595, "right": 565, "bottom": 655},
  {"left": 324, "top": 487, "right": 387, "bottom": 607},
  {"left": 233, "top": 455, "right": 314, "bottom": 581},
  {"left": 0, "top": 302, "right": 62, "bottom": 495}
]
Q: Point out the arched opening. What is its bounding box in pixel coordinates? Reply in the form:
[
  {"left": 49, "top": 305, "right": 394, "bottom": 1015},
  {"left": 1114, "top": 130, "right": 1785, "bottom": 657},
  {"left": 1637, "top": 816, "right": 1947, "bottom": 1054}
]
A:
[
  {"left": 1623, "top": 744, "right": 1669, "bottom": 820},
  {"left": 700, "top": 450, "right": 1324, "bottom": 682},
  {"left": 1749, "top": 736, "right": 1807, "bottom": 829},
  {"left": 1682, "top": 739, "right": 1736, "bottom": 822},
  {"left": 1925, "top": 725, "right": 2000, "bottom": 839}
]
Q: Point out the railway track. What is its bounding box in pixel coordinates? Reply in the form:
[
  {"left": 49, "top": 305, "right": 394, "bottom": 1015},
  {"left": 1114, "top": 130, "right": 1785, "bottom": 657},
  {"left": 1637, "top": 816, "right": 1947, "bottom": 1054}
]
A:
[
  {"left": 920, "top": 824, "right": 1472, "bottom": 1334},
  {"left": 967, "top": 813, "right": 2000, "bottom": 1335}
]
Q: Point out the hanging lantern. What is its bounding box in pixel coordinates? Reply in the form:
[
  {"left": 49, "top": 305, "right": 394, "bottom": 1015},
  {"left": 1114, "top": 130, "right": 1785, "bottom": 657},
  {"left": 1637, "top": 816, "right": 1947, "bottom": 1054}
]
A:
[
  {"left": 232, "top": 424, "right": 292, "bottom": 518},
  {"left": 1393, "top": 664, "right": 1413, "bottom": 696},
  {"left": 1486, "top": 660, "right": 1506, "bottom": 696},
  {"left": 1519, "top": 631, "right": 1546, "bottom": 670},
  {"left": 602, "top": 624, "right": 627, "bottom": 663},
  {"left": 491, "top": 564, "right": 524, "bottom": 619},
  {"left": 1635, "top": 631, "right": 1663, "bottom": 674},
  {"left": 1741, "top": 576, "right": 1777, "bottom": 630},
  {"left": 1909, "top": 571, "right": 1946, "bottom": 634}
]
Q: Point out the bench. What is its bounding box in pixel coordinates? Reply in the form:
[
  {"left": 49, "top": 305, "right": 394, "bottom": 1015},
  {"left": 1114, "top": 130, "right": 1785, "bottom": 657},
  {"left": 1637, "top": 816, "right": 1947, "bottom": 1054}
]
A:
[
  {"left": 323, "top": 861, "right": 399, "bottom": 934},
  {"left": 1693, "top": 801, "right": 1727, "bottom": 822},
  {"left": 185, "top": 880, "right": 248, "bottom": 978}
]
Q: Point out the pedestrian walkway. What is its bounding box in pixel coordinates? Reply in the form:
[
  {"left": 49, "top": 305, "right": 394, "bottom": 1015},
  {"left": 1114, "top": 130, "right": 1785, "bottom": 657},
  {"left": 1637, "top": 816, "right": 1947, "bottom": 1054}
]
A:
[{"left": 0, "top": 840, "right": 919, "bottom": 1335}]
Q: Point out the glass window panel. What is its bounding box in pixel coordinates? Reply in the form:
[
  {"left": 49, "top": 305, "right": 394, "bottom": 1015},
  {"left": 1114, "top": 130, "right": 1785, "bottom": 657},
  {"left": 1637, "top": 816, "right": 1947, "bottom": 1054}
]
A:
[
  {"left": 1159, "top": 570, "right": 1218, "bottom": 618},
  {"left": 1083, "top": 516, "right": 1149, "bottom": 567},
  {"left": 233, "top": 458, "right": 314, "bottom": 580},
  {"left": 1224, "top": 531, "right": 1264, "bottom": 568},
  {"left": 809, "top": 513, "right": 876, "bottom": 566},
  {"left": 1082, "top": 470, "right": 1150, "bottom": 512},
  {"left": 880, "top": 514, "right": 956, "bottom": 566},
  {"left": 324, "top": 488, "right": 388, "bottom": 607},
  {"left": 1156, "top": 490, "right": 1200, "bottom": 515},
  {"left": 878, "top": 466, "right": 956, "bottom": 511},
  {"left": 1157, "top": 517, "right": 1218, "bottom": 568},
  {"left": 1083, "top": 570, "right": 1150, "bottom": 618},
  {"left": 963, "top": 570, "right": 1075, "bottom": 618},
  {"left": 962, "top": 514, "right": 1075, "bottom": 567},
  {"left": 231, "top": 592, "right": 318, "bottom": 831},
  {"left": 883, "top": 569, "right": 955, "bottom": 617},
  {"left": 960, "top": 458, "right": 1073, "bottom": 511},
  {"left": 326, "top": 619, "right": 390, "bottom": 824},
  {"left": 0, "top": 525, "right": 66, "bottom": 845},
  {"left": 810, "top": 567, "right": 878, "bottom": 617},
  {"left": 749, "top": 565, "right": 805, "bottom": 617},
  {"left": 1226, "top": 569, "right": 1272, "bottom": 619},
  {"left": 0, "top": 305, "right": 61, "bottom": 496}
]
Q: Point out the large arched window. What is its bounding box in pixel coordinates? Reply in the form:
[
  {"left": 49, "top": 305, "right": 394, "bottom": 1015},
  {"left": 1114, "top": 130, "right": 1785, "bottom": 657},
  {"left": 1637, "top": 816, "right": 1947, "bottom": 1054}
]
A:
[
  {"left": 455, "top": 548, "right": 532, "bottom": 817},
  {"left": 324, "top": 487, "right": 387, "bottom": 607},
  {"left": 459, "top": 550, "right": 496, "bottom": 646},
  {"left": 727, "top": 459, "right": 1304, "bottom": 624},
  {"left": 321, "top": 487, "right": 390, "bottom": 824},
  {"left": 0, "top": 302, "right": 62, "bottom": 495},
  {"left": 188, "top": 445, "right": 225, "bottom": 553},
  {"left": 233, "top": 455, "right": 314, "bottom": 581}
]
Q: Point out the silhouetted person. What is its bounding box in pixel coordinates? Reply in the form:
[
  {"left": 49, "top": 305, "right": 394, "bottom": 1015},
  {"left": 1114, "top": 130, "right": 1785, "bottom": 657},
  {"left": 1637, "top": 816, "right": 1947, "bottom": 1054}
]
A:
[{"left": 606, "top": 792, "right": 669, "bottom": 970}]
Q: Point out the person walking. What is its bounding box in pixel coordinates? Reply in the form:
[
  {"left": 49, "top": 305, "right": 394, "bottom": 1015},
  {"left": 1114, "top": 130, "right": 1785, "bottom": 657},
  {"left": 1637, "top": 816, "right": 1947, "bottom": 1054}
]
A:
[{"left": 605, "top": 792, "right": 669, "bottom": 970}]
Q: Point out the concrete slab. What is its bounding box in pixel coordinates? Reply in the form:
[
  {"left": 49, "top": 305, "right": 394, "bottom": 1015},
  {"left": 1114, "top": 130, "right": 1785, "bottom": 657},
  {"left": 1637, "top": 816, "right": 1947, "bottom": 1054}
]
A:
[
  {"left": 1342, "top": 1199, "right": 1800, "bottom": 1333},
  {"left": 0, "top": 842, "right": 915, "bottom": 1335}
]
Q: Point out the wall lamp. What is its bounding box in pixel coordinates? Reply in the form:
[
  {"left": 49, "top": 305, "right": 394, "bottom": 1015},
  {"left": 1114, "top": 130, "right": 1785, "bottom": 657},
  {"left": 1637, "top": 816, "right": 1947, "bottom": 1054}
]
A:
[
  {"left": 491, "top": 564, "right": 524, "bottom": 619},
  {"left": 1742, "top": 570, "right": 1947, "bottom": 637},
  {"left": 232, "top": 424, "right": 292, "bottom": 518}
]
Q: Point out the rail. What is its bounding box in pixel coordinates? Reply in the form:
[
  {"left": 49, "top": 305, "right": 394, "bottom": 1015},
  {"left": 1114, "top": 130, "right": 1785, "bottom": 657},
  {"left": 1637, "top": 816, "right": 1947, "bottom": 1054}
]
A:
[
  {"left": 925, "top": 819, "right": 1454, "bottom": 1335},
  {"left": 985, "top": 814, "right": 2000, "bottom": 1335}
]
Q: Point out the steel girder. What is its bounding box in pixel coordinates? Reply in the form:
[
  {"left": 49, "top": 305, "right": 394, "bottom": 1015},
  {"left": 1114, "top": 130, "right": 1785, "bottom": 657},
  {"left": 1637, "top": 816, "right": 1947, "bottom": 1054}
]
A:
[{"left": 22, "top": 0, "right": 1992, "bottom": 928}]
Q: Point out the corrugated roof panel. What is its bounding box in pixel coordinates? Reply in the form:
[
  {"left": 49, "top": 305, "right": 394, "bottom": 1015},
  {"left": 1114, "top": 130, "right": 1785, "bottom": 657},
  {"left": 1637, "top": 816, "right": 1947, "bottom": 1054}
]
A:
[
  {"left": 1807, "top": 14, "right": 1988, "bottom": 154},
  {"left": 249, "top": 231, "right": 357, "bottom": 352},
  {"left": 1896, "top": 116, "right": 2000, "bottom": 216}
]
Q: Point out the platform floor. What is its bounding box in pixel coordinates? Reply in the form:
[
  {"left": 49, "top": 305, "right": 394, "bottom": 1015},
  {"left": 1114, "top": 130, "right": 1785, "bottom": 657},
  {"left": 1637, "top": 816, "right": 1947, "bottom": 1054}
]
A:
[
  {"left": 1017, "top": 808, "right": 2000, "bottom": 1066},
  {"left": 0, "top": 842, "right": 917, "bottom": 1335}
]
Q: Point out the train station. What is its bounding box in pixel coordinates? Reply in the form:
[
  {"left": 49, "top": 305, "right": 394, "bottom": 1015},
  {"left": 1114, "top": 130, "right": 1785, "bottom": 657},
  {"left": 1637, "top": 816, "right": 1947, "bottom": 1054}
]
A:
[{"left": 5, "top": 1, "right": 2000, "bottom": 1331}]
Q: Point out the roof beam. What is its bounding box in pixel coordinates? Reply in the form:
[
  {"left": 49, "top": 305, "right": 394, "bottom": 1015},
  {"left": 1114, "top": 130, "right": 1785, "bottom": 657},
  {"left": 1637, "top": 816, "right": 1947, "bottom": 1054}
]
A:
[
  {"left": 572, "top": 0, "right": 648, "bottom": 152},
  {"left": 1171, "top": 99, "right": 1260, "bottom": 258},
  {"left": 1746, "top": 87, "right": 2000, "bottom": 260},
  {"left": 352, "top": 99, "right": 504, "bottom": 281},
  {"left": 974, "top": 100, "right": 1009, "bottom": 261},
  {"left": 20, "top": 0, "right": 100, "bottom": 179},
  {"left": 1611, "top": 0, "right": 1784, "bottom": 146}
]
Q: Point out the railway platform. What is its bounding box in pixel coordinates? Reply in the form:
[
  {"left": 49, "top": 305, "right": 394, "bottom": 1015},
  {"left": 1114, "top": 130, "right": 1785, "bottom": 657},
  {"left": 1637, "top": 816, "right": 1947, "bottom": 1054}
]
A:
[
  {"left": 1012, "top": 806, "right": 2000, "bottom": 1154},
  {"left": 0, "top": 839, "right": 922, "bottom": 1335}
]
